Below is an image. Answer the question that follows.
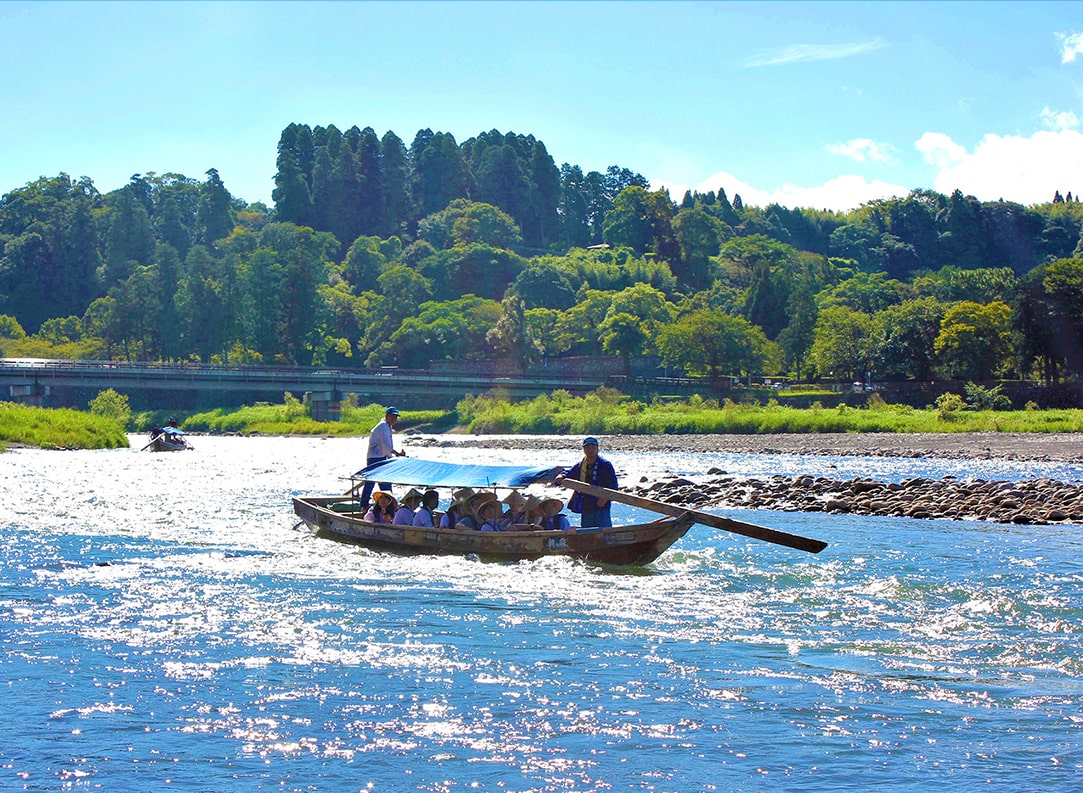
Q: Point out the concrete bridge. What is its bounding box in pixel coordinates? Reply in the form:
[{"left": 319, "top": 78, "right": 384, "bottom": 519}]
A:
[{"left": 0, "top": 358, "right": 672, "bottom": 413}]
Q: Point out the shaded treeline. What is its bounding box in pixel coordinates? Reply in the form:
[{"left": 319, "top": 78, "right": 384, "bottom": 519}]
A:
[{"left": 2, "top": 123, "right": 1083, "bottom": 390}]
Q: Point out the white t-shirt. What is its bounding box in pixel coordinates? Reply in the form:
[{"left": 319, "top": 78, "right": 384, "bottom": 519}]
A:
[{"left": 367, "top": 418, "right": 395, "bottom": 459}]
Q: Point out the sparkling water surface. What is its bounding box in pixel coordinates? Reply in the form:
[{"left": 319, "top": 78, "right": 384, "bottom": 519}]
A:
[{"left": 2, "top": 435, "right": 1082, "bottom": 791}]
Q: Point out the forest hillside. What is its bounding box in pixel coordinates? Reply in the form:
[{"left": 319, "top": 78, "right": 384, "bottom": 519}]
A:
[{"left": 2, "top": 123, "right": 1083, "bottom": 387}]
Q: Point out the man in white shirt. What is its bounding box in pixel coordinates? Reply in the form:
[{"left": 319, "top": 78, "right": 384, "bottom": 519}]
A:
[{"left": 358, "top": 406, "right": 406, "bottom": 511}]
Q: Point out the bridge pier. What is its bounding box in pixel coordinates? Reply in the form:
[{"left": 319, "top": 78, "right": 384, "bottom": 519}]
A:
[
  {"left": 305, "top": 391, "right": 340, "bottom": 422},
  {"left": 7, "top": 380, "right": 50, "bottom": 407}
]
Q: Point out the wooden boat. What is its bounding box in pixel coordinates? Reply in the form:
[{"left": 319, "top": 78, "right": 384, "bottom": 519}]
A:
[
  {"left": 292, "top": 494, "right": 696, "bottom": 566},
  {"left": 143, "top": 426, "right": 193, "bottom": 452},
  {"left": 293, "top": 457, "right": 827, "bottom": 565}
]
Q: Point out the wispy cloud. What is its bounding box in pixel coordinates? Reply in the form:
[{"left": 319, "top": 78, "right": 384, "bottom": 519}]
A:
[
  {"left": 825, "top": 138, "right": 898, "bottom": 164},
  {"left": 745, "top": 39, "right": 886, "bottom": 68},
  {"left": 1041, "top": 106, "right": 1080, "bottom": 130},
  {"left": 1059, "top": 32, "right": 1083, "bottom": 64}
]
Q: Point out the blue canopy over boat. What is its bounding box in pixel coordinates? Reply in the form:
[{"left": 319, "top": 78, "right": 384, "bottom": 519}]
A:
[
  {"left": 162, "top": 426, "right": 185, "bottom": 436},
  {"left": 353, "top": 457, "right": 561, "bottom": 488}
]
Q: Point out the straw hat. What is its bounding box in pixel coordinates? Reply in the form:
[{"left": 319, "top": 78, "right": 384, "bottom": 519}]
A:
[
  {"left": 540, "top": 498, "right": 564, "bottom": 517},
  {"left": 452, "top": 487, "right": 476, "bottom": 506},
  {"left": 401, "top": 487, "right": 424, "bottom": 507},
  {"left": 467, "top": 491, "right": 496, "bottom": 512},
  {"left": 371, "top": 490, "right": 394, "bottom": 505},
  {"left": 523, "top": 495, "right": 543, "bottom": 515},
  {"left": 476, "top": 499, "right": 500, "bottom": 519},
  {"left": 502, "top": 490, "right": 527, "bottom": 508}
]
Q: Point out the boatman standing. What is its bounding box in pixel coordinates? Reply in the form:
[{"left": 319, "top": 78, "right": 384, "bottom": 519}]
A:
[
  {"left": 555, "top": 436, "right": 618, "bottom": 528},
  {"left": 358, "top": 406, "right": 406, "bottom": 512}
]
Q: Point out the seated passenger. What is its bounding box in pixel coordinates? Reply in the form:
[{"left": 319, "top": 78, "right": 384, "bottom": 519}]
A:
[
  {"left": 363, "top": 491, "right": 396, "bottom": 523},
  {"left": 539, "top": 498, "right": 572, "bottom": 532},
  {"left": 475, "top": 498, "right": 503, "bottom": 532},
  {"left": 412, "top": 490, "right": 441, "bottom": 527},
  {"left": 500, "top": 490, "right": 528, "bottom": 529},
  {"left": 460, "top": 491, "right": 497, "bottom": 530},
  {"left": 440, "top": 488, "right": 475, "bottom": 529},
  {"left": 393, "top": 488, "right": 424, "bottom": 525},
  {"left": 522, "top": 495, "right": 545, "bottom": 529}
]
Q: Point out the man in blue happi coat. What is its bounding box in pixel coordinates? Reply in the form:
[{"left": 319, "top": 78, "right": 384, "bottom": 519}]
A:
[{"left": 555, "top": 436, "right": 617, "bottom": 528}]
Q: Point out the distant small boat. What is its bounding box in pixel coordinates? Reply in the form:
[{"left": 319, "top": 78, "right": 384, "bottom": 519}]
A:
[{"left": 143, "top": 426, "right": 193, "bottom": 452}]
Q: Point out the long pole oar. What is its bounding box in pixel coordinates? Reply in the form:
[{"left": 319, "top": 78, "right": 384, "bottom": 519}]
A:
[
  {"left": 561, "top": 479, "right": 828, "bottom": 554},
  {"left": 139, "top": 433, "right": 164, "bottom": 452}
]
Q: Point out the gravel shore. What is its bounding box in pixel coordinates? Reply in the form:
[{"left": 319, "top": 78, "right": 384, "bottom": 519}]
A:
[{"left": 409, "top": 432, "right": 1083, "bottom": 462}]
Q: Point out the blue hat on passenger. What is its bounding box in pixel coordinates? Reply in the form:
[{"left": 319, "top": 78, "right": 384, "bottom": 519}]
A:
[
  {"left": 582, "top": 436, "right": 599, "bottom": 447},
  {"left": 385, "top": 406, "right": 400, "bottom": 416}
]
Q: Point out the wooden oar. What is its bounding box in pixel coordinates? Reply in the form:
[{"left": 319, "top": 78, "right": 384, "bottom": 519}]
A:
[
  {"left": 560, "top": 479, "right": 828, "bottom": 554},
  {"left": 139, "top": 433, "right": 164, "bottom": 452},
  {"left": 339, "top": 477, "right": 363, "bottom": 496}
]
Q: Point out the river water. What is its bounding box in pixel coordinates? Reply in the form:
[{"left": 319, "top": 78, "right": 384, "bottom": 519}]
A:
[{"left": 2, "top": 435, "right": 1082, "bottom": 792}]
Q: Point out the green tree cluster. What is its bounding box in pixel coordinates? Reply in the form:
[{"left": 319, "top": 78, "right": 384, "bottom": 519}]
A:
[{"left": 7, "top": 122, "right": 1083, "bottom": 388}]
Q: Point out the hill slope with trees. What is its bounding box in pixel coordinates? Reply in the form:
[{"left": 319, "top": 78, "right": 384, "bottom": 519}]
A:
[{"left": 3, "top": 122, "right": 1083, "bottom": 390}]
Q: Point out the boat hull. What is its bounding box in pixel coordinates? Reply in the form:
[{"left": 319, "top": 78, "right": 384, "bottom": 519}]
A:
[
  {"left": 150, "top": 437, "right": 190, "bottom": 452},
  {"left": 293, "top": 495, "right": 694, "bottom": 566}
]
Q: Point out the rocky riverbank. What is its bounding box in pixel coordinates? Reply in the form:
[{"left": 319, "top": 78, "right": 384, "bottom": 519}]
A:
[
  {"left": 409, "top": 431, "right": 1083, "bottom": 462},
  {"left": 637, "top": 472, "right": 1083, "bottom": 525},
  {"left": 408, "top": 431, "right": 1083, "bottom": 525}
]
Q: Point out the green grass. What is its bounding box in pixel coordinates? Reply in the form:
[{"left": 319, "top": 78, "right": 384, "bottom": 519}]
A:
[
  {"left": 0, "top": 402, "right": 130, "bottom": 450},
  {"left": 456, "top": 390, "right": 1083, "bottom": 435},
  {"left": 177, "top": 400, "right": 449, "bottom": 436},
  {"left": 128, "top": 389, "right": 1083, "bottom": 439}
]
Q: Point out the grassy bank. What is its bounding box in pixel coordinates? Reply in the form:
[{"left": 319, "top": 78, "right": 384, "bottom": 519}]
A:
[
  {"left": 0, "top": 402, "right": 130, "bottom": 450},
  {"left": 174, "top": 396, "right": 449, "bottom": 436},
  {"left": 152, "top": 389, "right": 1083, "bottom": 437},
  {"left": 456, "top": 390, "right": 1083, "bottom": 434}
]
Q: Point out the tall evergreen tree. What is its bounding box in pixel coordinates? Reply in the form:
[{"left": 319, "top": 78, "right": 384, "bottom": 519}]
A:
[
  {"left": 102, "top": 185, "right": 155, "bottom": 287},
  {"left": 196, "top": 168, "right": 235, "bottom": 246},
  {"left": 413, "top": 131, "right": 471, "bottom": 217},
  {"left": 380, "top": 130, "right": 412, "bottom": 236},
  {"left": 272, "top": 123, "right": 316, "bottom": 226}
]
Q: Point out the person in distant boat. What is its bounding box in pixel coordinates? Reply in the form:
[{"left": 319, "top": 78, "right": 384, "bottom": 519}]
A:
[
  {"left": 393, "top": 488, "right": 424, "bottom": 525},
  {"left": 500, "top": 490, "right": 528, "bottom": 529},
  {"left": 440, "top": 488, "right": 475, "bottom": 529},
  {"left": 167, "top": 416, "right": 179, "bottom": 428},
  {"left": 554, "top": 436, "right": 617, "bottom": 528},
  {"left": 538, "top": 498, "right": 572, "bottom": 531},
  {"left": 475, "top": 499, "right": 503, "bottom": 532},
  {"left": 358, "top": 406, "right": 406, "bottom": 512},
  {"left": 412, "top": 490, "right": 441, "bottom": 527},
  {"left": 363, "top": 491, "right": 396, "bottom": 523}
]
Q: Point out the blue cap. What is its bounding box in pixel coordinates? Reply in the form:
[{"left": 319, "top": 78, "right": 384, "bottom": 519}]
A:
[
  {"left": 582, "top": 436, "right": 599, "bottom": 447},
  {"left": 385, "top": 406, "right": 400, "bottom": 416}
]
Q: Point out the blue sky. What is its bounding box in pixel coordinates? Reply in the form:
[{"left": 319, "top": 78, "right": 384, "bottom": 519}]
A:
[{"left": 2, "top": 1, "right": 1081, "bottom": 212}]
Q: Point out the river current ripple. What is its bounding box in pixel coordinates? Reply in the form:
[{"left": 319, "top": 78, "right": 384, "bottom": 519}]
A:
[{"left": 2, "top": 435, "right": 1082, "bottom": 792}]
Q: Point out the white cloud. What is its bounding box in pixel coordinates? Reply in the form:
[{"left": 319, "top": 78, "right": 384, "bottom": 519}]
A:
[
  {"left": 1059, "top": 32, "right": 1083, "bottom": 64},
  {"left": 914, "top": 132, "right": 968, "bottom": 170},
  {"left": 745, "top": 39, "right": 886, "bottom": 68},
  {"left": 651, "top": 170, "right": 908, "bottom": 213},
  {"left": 825, "top": 138, "right": 898, "bottom": 164},
  {"left": 916, "top": 128, "right": 1083, "bottom": 204},
  {"left": 1040, "top": 106, "right": 1079, "bottom": 130}
]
